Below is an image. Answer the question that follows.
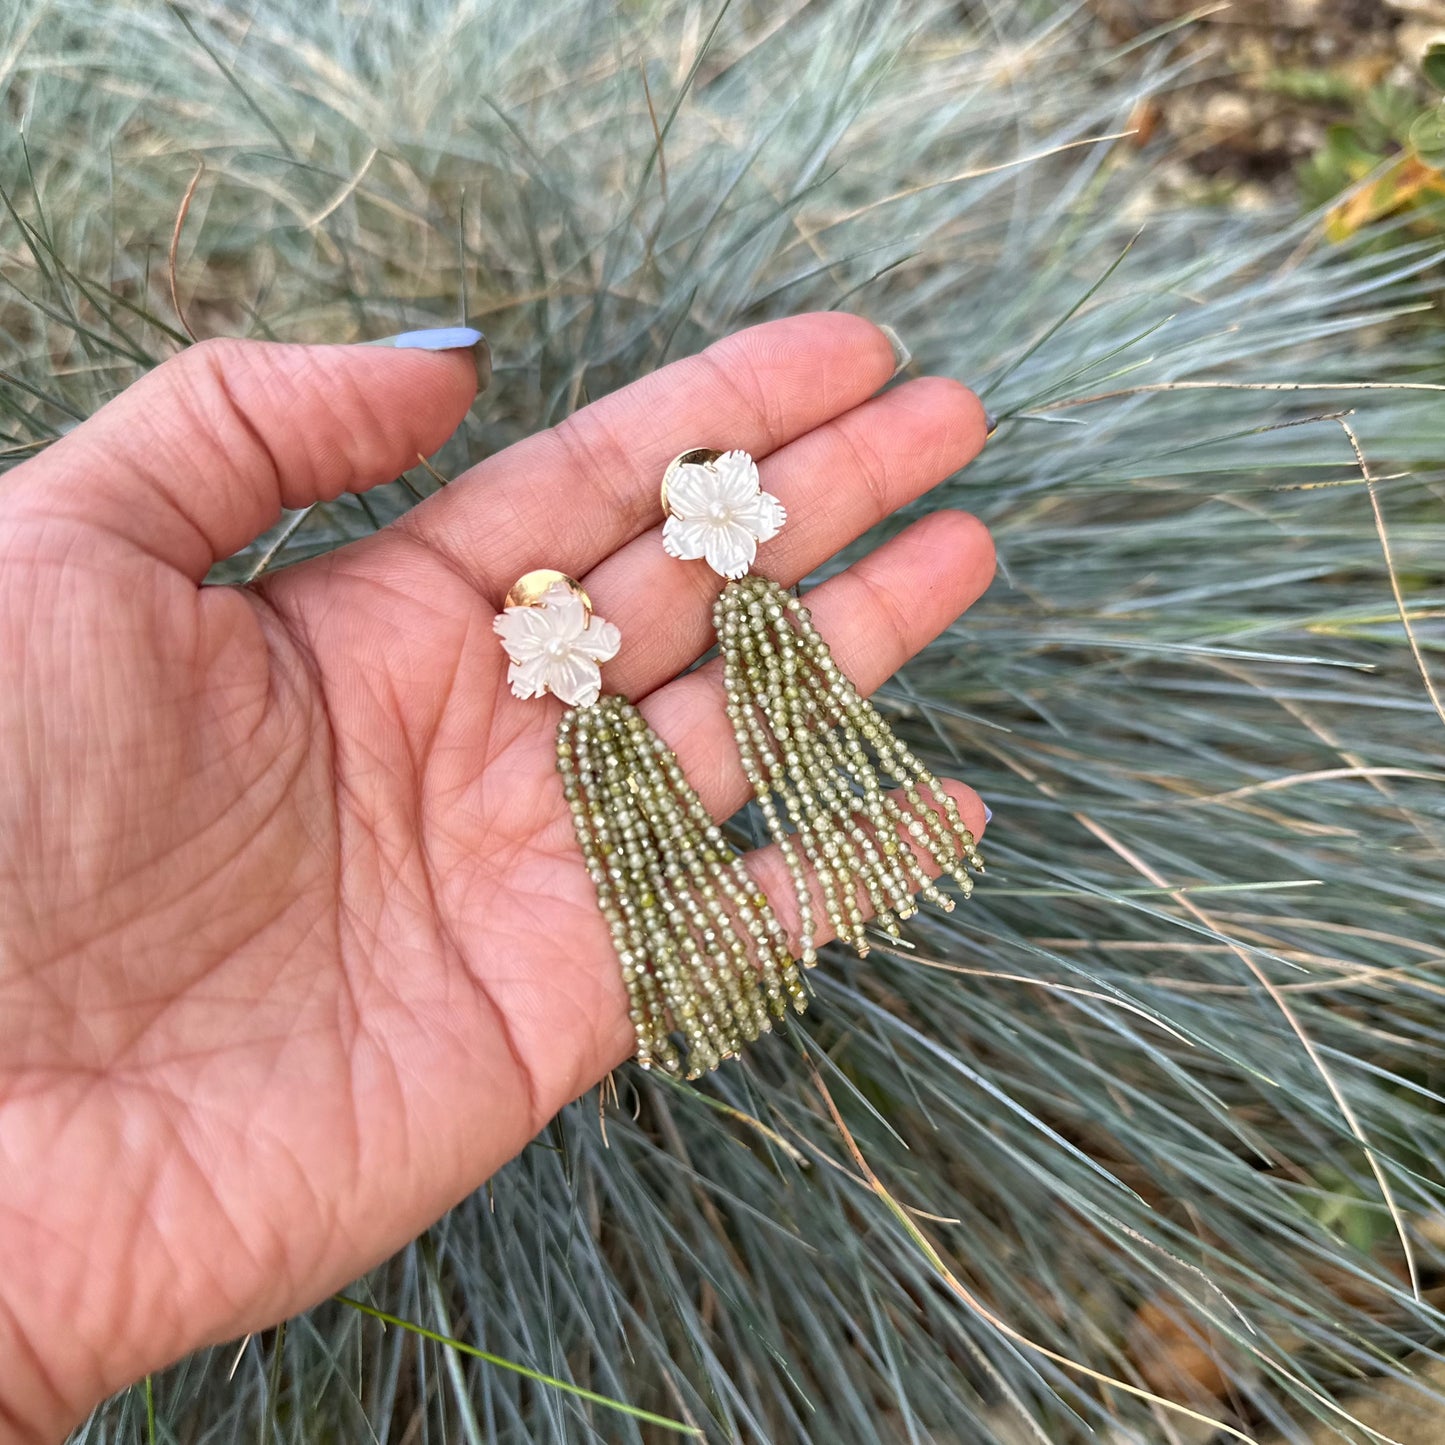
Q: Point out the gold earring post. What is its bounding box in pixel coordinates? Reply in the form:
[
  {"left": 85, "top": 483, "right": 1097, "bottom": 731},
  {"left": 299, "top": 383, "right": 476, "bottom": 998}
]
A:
[
  {"left": 659, "top": 448, "right": 723, "bottom": 514},
  {"left": 504, "top": 569, "right": 594, "bottom": 615}
]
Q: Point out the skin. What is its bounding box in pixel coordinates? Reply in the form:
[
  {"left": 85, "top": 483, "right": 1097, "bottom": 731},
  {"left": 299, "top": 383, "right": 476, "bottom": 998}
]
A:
[{"left": 0, "top": 313, "right": 993, "bottom": 1442}]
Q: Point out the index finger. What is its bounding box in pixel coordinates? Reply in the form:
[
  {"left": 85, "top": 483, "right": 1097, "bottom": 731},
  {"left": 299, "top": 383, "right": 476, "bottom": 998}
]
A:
[{"left": 397, "top": 312, "right": 900, "bottom": 594}]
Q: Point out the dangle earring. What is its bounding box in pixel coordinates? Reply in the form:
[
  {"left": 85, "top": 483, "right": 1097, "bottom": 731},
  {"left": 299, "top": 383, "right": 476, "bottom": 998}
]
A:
[
  {"left": 493, "top": 569, "right": 807, "bottom": 1079},
  {"left": 660, "top": 449, "right": 984, "bottom": 962}
]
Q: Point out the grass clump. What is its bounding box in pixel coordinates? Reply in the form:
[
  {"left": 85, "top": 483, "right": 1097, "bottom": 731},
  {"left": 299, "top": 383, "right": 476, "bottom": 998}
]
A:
[{"left": 4, "top": 0, "right": 1445, "bottom": 1440}]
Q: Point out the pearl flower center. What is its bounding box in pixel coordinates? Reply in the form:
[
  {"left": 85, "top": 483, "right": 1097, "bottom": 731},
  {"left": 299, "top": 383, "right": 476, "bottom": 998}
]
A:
[
  {"left": 545, "top": 636, "right": 572, "bottom": 657},
  {"left": 707, "top": 500, "right": 732, "bottom": 522}
]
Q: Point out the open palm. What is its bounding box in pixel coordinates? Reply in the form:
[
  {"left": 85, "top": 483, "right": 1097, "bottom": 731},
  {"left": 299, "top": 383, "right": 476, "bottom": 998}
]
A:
[{"left": 0, "top": 314, "right": 992, "bottom": 1442}]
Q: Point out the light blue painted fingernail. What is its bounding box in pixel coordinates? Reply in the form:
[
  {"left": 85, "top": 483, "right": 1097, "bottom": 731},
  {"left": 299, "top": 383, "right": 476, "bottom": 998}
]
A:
[
  {"left": 364, "top": 325, "right": 492, "bottom": 390},
  {"left": 982, "top": 406, "right": 998, "bottom": 436},
  {"left": 367, "top": 325, "right": 484, "bottom": 351},
  {"left": 983, "top": 802, "right": 993, "bottom": 824}
]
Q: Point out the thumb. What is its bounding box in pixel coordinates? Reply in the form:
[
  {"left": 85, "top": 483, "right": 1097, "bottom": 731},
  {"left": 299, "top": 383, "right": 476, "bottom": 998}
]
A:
[{"left": 2, "top": 328, "right": 489, "bottom": 581}]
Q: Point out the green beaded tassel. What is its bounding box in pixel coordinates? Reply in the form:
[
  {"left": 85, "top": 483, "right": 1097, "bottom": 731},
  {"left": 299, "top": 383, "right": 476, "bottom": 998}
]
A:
[
  {"left": 557, "top": 694, "right": 807, "bottom": 1078},
  {"left": 716, "top": 575, "right": 984, "bottom": 961}
]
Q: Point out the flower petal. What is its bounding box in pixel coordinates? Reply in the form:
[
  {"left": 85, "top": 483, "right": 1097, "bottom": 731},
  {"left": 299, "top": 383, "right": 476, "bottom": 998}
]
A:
[
  {"left": 507, "top": 653, "right": 552, "bottom": 700},
  {"left": 573, "top": 616, "right": 622, "bottom": 662},
  {"left": 664, "top": 461, "right": 720, "bottom": 521},
  {"left": 547, "top": 653, "right": 603, "bottom": 708},
  {"left": 493, "top": 605, "right": 553, "bottom": 663},
  {"left": 702, "top": 520, "right": 757, "bottom": 579},
  {"left": 663, "top": 513, "right": 711, "bottom": 561},
  {"left": 542, "top": 582, "right": 588, "bottom": 642},
  {"left": 735, "top": 489, "right": 787, "bottom": 544},
  {"left": 713, "top": 449, "right": 761, "bottom": 508}
]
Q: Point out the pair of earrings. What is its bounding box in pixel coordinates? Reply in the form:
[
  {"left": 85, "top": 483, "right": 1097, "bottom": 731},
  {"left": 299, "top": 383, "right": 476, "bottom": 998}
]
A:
[{"left": 493, "top": 448, "right": 983, "bottom": 1079}]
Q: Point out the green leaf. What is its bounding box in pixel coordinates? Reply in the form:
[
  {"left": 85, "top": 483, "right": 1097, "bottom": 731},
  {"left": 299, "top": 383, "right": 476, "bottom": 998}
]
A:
[
  {"left": 1409, "top": 104, "right": 1445, "bottom": 167},
  {"left": 1362, "top": 82, "right": 1425, "bottom": 144},
  {"left": 1423, "top": 41, "right": 1445, "bottom": 93},
  {"left": 1321, "top": 122, "right": 1380, "bottom": 173}
]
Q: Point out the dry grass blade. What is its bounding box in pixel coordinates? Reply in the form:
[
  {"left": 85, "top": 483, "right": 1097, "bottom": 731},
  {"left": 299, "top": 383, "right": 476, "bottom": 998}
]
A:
[
  {"left": 1031, "top": 379, "right": 1445, "bottom": 413},
  {"left": 1340, "top": 415, "right": 1445, "bottom": 735},
  {"left": 167, "top": 159, "right": 204, "bottom": 343}
]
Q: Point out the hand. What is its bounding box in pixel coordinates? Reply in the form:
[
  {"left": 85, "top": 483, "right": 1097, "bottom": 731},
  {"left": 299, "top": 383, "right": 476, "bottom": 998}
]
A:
[{"left": 0, "top": 314, "right": 992, "bottom": 1441}]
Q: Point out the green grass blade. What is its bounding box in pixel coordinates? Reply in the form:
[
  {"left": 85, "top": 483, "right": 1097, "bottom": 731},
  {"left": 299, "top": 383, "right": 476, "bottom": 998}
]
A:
[{"left": 333, "top": 1295, "right": 702, "bottom": 1436}]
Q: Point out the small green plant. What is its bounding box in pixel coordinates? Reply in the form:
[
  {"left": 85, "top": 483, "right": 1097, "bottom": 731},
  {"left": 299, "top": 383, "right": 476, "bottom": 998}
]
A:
[{"left": 1300, "top": 44, "right": 1445, "bottom": 241}]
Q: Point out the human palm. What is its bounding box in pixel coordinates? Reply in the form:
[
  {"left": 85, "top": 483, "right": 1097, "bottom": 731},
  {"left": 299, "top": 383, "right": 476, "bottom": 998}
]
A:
[{"left": 0, "top": 314, "right": 991, "bottom": 1442}]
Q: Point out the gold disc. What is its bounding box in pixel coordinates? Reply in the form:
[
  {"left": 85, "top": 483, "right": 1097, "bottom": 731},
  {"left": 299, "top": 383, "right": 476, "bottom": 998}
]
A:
[
  {"left": 504, "top": 569, "right": 593, "bottom": 614},
  {"left": 660, "top": 448, "right": 723, "bottom": 514}
]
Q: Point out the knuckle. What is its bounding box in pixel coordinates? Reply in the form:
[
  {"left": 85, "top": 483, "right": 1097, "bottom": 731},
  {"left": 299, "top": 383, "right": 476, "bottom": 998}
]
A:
[
  {"left": 178, "top": 335, "right": 254, "bottom": 373},
  {"left": 550, "top": 407, "right": 639, "bottom": 517},
  {"left": 696, "top": 347, "right": 784, "bottom": 445},
  {"left": 857, "top": 567, "right": 914, "bottom": 655},
  {"left": 160, "top": 340, "right": 282, "bottom": 485},
  {"left": 834, "top": 419, "right": 893, "bottom": 512}
]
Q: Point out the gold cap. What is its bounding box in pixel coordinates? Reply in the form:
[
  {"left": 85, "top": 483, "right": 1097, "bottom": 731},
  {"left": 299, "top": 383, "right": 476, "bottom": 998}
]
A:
[{"left": 503, "top": 569, "right": 593, "bottom": 615}]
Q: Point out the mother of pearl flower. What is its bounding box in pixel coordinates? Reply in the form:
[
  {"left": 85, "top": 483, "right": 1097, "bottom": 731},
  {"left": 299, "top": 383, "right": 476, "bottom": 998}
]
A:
[
  {"left": 661, "top": 449, "right": 786, "bottom": 580},
  {"left": 493, "top": 580, "right": 621, "bottom": 708}
]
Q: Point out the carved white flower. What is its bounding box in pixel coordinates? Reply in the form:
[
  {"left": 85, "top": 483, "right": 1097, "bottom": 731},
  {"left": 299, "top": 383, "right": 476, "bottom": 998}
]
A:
[
  {"left": 492, "top": 582, "right": 621, "bottom": 708},
  {"left": 662, "top": 449, "right": 786, "bottom": 580}
]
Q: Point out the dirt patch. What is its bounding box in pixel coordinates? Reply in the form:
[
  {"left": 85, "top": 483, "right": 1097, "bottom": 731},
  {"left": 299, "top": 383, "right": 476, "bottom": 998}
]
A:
[{"left": 1090, "top": 0, "right": 1441, "bottom": 196}]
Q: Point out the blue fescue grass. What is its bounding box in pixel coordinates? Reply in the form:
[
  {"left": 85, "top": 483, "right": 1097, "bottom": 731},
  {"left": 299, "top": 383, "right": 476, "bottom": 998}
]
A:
[{"left": 4, "top": 0, "right": 1445, "bottom": 1440}]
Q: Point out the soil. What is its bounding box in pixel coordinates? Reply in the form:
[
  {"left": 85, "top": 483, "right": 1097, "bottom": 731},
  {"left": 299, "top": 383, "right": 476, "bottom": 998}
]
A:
[{"left": 1089, "top": 0, "right": 1443, "bottom": 196}]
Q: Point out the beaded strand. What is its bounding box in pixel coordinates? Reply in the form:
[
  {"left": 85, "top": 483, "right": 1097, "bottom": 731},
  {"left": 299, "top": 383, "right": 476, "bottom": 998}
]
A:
[
  {"left": 716, "top": 575, "right": 983, "bottom": 957},
  {"left": 558, "top": 693, "right": 806, "bottom": 1079}
]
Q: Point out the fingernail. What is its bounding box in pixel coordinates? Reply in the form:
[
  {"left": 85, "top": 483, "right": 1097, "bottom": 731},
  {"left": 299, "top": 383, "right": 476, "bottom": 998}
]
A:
[
  {"left": 982, "top": 802, "right": 993, "bottom": 824},
  {"left": 982, "top": 406, "right": 998, "bottom": 437},
  {"left": 879, "top": 324, "right": 911, "bottom": 377},
  {"left": 365, "top": 325, "right": 493, "bottom": 392}
]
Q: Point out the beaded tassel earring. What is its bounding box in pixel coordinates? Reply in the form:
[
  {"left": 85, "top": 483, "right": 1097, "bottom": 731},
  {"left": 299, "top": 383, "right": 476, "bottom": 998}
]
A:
[
  {"left": 660, "top": 449, "right": 984, "bottom": 962},
  {"left": 493, "top": 569, "right": 807, "bottom": 1078}
]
